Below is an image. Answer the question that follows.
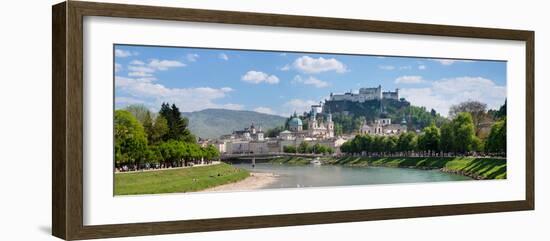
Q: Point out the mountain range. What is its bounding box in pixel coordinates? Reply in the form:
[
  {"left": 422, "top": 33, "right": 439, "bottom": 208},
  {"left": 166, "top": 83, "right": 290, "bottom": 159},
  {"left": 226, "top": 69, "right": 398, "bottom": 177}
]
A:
[{"left": 182, "top": 109, "right": 287, "bottom": 139}]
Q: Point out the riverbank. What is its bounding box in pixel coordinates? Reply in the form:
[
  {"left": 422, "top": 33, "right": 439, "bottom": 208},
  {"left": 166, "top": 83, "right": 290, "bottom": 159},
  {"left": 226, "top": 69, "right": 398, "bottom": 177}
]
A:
[
  {"left": 268, "top": 157, "right": 313, "bottom": 165},
  {"left": 201, "top": 172, "right": 278, "bottom": 192},
  {"left": 114, "top": 163, "right": 250, "bottom": 195},
  {"left": 326, "top": 156, "right": 506, "bottom": 180},
  {"left": 265, "top": 156, "right": 506, "bottom": 180}
]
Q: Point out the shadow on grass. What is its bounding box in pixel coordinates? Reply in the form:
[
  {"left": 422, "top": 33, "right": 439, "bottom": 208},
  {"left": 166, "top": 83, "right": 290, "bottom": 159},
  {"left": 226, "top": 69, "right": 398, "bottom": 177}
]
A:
[
  {"left": 333, "top": 156, "right": 507, "bottom": 179},
  {"left": 457, "top": 158, "right": 507, "bottom": 179}
]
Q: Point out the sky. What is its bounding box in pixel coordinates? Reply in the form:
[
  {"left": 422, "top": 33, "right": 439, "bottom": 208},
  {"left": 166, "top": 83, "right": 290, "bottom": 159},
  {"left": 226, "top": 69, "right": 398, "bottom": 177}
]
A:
[{"left": 114, "top": 44, "right": 507, "bottom": 117}]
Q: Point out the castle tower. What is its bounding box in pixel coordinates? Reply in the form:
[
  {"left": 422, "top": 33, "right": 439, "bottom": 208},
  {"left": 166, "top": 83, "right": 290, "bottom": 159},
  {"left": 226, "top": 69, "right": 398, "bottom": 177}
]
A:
[{"left": 395, "top": 88, "right": 400, "bottom": 100}]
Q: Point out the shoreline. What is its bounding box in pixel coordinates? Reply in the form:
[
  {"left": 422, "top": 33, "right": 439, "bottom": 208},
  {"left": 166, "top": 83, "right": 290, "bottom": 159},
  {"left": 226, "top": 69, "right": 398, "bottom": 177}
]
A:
[
  {"left": 201, "top": 172, "right": 278, "bottom": 192},
  {"left": 261, "top": 156, "right": 506, "bottom": 180},
  {"left": 328, "top": 156, "right": 506, "bottom": 180}
]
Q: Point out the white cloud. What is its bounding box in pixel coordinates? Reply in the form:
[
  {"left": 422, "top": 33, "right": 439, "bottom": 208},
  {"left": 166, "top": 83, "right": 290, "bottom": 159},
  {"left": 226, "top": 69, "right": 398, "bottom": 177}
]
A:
[
  {"left": 127, "top": 65, "right": 155, "bottom": 77},
  {"left": 115, "top": 49, "right": 134, "bottom": 58},
  {"left": 221, "top": 103, "right": 244, "bottom": 110},
  {"left": 186, "top": 53, "right": 199, "bottom": 62},
  {"left": 115, "top": 76, "right": 236, "bottom": 112},
  {"left": 395, "top": 75, "right": 426, "bottom": 84},
  {"left": 128, "top": 65, "right": 155, "bottom": 73},
  {"left": 280, "top": 64, "right": 290, "bottom": 71},
  {"left": 125, "top": 59, "right": 185, "bottom": 78},
  {"left": 114, "top": 63, "right": 122, "bottom": 73},
  {"left": 241, "top": 71, "right": 280, "bottom": 84},
  {"left": 378, "top": 65, "right": 395, "bottom": 70},
  {"left": 218, "top": 53, "right": 229, "bottom": 61},
  {"left": 220, "top": 87, "right": 233, "bottom": 92},
  {"left": 128, "top": 71, "right": 154, "bottom": 77},
  {"left": 292, "top": 56, "right": 347, "bottom": 74},
  {"left": 115, "top": 96, "right": 145, "bottom": 107},
  {"left": 379, "top": 65, "right": 412, "bottom": 70},
  {"left": 254, "top": 107, "right": 276, "bottom": 115},
  {"left": 418, "top": 65, "right": 427, "bottom": 70},
  {"left": 130, "top": 60, "right": 145, "bottom": 65},
  {"left": 282, "top": 99, "right": 317, "bottom": 116},
  {"left": 293, "top": 75, "right": 329, "bottom": 88},
  {"left": 400, "top": 76, "right": 506, "bottom": 116},
  {"left": 432, "top": 59, "right": 475, "bottom": 66},
  {"left": 148, "top": 59, "right": 186, "bottom": 70}
]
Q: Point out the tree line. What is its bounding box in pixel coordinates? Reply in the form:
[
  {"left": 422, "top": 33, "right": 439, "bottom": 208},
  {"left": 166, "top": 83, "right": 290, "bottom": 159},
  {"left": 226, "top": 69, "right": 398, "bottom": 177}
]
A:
[
  {"left": 340, "top": 112, "right": 506, "bottom": 157},
  {"left": 115, "top": 103, "right": 220, "bottom": 171},
  {"left": 283, "top": 142, "right": 335, "bottom": 155}
]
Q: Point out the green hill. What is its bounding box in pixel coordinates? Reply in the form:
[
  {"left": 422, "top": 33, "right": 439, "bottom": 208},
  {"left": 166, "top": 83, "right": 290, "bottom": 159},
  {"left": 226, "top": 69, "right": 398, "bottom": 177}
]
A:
[
  {"left": 323, "top": 98, "right": 447, "bottom": 133},
  {"left": 182, "top": 109, "right": 287, "bottom": 139}
]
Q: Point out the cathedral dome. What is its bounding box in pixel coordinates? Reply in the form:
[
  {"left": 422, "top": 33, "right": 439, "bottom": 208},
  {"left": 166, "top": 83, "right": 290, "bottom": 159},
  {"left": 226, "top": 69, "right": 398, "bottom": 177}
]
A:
[{"left": 288, "top": 116, "right": 303, "bottom": 127}]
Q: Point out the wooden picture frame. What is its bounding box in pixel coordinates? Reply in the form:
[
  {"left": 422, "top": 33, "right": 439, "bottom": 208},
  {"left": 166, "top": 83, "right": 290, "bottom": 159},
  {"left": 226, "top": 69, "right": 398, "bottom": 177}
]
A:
[{"left": 52, "top": 1, "right": 534, "bottom": 240}]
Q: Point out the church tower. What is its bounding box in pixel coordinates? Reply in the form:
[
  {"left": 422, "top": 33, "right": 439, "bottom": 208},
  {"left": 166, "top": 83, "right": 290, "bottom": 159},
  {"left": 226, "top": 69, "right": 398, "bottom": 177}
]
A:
[
  {"left": 327, "top": 112, "right": 334, "bottom": 138},
  {"left": 309, "top": 109, "right": 318, "bottom": 130}
]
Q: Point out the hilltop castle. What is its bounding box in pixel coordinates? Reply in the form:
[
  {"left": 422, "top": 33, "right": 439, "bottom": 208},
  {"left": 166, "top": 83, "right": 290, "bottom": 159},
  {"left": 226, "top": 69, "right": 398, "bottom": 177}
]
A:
[{"left": 329, "top": 85, "right": 400, "bottom": 102}]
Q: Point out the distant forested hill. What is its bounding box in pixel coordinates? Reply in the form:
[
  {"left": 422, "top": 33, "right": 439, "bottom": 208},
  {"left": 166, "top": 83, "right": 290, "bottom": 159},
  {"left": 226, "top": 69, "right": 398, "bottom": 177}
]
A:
[{"left": 182, "top": 109, "right": 287, "bottom": 139}]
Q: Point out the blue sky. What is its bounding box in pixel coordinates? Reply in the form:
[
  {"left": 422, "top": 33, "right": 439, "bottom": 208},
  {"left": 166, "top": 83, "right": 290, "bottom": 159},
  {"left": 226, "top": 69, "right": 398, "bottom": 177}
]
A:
[{"left": 114, "top": 44, "right": 506, "bottom": 117}]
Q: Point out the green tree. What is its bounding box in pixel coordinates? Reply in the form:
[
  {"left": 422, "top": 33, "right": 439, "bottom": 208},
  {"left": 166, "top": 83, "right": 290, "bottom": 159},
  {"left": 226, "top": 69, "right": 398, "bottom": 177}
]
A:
[
  {"left": 440, "top": 122, "right": 455, "bottom": 153},
  {"left": 350, "top": 135, "right": 362, "bottom": 153},
  {"left": 472, "top": 136, "right": 484, "bottom": 152},
  {"left": 449, "top": 101, "right": 490, "bottom": 136},
  {"left": 312, "top": 143, "right": 328, "bottom": 154},
  {"left": 145, "top": 146, "right": 163, "bottom": 165},
  {"left": 452, "top": 112, "right": 476, "bottom": 154},
  {"left": 418, "top": 123, "right": 441, "bottom": 153},
  {"left": 340, "top": 141, "right": 352, "bottom": 154},
  {"left": 359, "top": 134, "right": 373, "bottom": 153},
  {"left": 384, "top": 135, "right": 398, "bottom": 153},
  {"left": 283, "top": 145, "right": 297, "bottom": 153},
  {"left": 489, "top": 100, "right": 507, "bottom": 120},
  {"left": 298, "top": 141, "right": 310, "bottom": 153},
  {"left": 114, "top": 110, "right": 148, "bottom": 167},
  {"left": 397, "top": 132, "right": 417, "bottom": 153},
  {"left": 486, "top": 117, "right": 506, "bottom": 154},
  {"left": 159, "top": 103, "right": 195, "bottom": 143},
  {"left": 332, "top": 113, "right": 359, "bottom": 134},
  {"left": 124, "top": 104, "right": 151, "bottom": 124},
  {"left": 372, "top": 136, "right": 385, "bottom": 153},
  {"left": 149, "top": 115, "right": 169, "bottom": 144},
  {"left": 265, "top": 126, "right": 285, "bottom": 138},
  {"left": 334, "top": 123, "right": 343, "bottom": 136},
  {"left": 204, "top": 144, "right": 220, "bottom": 162},
  {"left": 142, "top": 110, "right": 153, "bottom": 137}
]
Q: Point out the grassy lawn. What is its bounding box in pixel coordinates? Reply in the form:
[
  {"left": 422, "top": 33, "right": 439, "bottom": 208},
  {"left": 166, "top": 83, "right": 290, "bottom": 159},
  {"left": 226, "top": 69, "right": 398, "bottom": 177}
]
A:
[
  {"left": 115, "top": 163, "right": 249, "bottom": 195},
  {"left": 327, "top": 156, "right": 506, "bottom": 179}
]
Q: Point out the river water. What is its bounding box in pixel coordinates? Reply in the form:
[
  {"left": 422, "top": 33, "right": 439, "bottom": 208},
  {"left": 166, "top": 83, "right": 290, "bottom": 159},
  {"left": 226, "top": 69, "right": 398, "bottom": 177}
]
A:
[{"left": 232, "top": 163, "right": 472, "bottom": 189}]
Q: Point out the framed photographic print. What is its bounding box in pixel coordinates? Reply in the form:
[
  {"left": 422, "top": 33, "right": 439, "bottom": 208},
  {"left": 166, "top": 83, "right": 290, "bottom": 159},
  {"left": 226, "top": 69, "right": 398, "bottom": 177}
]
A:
[{"left": 52, "top": 1, "right": 534, "bottom": 240}]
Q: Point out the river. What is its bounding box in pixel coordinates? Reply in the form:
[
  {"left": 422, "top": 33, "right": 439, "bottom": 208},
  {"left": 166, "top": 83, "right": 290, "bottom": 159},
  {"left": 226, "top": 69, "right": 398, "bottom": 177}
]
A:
[{"left": 231, "top": 163, "right": 472, "bottom": 189}]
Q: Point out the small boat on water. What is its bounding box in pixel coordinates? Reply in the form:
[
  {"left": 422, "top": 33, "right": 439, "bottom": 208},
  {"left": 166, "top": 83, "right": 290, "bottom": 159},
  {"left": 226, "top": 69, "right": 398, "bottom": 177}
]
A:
[{"left": 310, "top": 157, "right": 322, "bottom": 165}]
